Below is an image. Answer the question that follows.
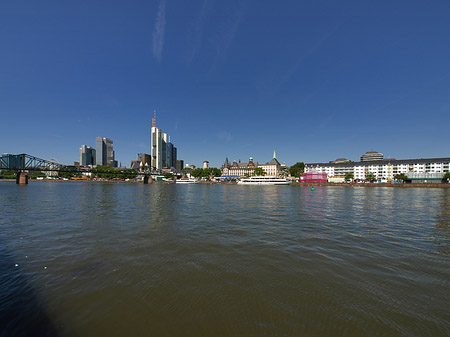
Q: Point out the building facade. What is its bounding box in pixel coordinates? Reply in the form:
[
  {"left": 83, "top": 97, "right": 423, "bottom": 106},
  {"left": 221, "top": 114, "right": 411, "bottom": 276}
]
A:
[
  {"left": 95, "top": 137, "right": 117, "bottom": 167},
  {"left": 360, "top": 151, "right": 384, "bottom": 162},
  {"left": 137, "top": 153, "right": 151, "bottom": 166},
  {"left": 301, "top": 172, "right": 328, "bottom": 182},
  {"left": 305, "top": 157, "right": 450, "bottom": 181},
  {"left": 151, "top": 116, "right": 177, "bottom": 171},
  {"left": 259, "top": 156, "right": 281, "bottom": 176},
  {"left": 176, "top": 160, "right": 184, "bottom": 172},
  {"left": 80, "top": 145, "right": 96, "bottom": 166},
  {"left": 221, "top": 152, "right": 282, "bottom": 177},
  {"left": 151, "top": 118, "right": 163, "bottom": 170}
]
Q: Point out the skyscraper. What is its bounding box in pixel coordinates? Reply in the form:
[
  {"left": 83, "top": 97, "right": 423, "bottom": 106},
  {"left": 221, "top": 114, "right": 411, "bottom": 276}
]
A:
[
  {"left": 151, "top": 112, "right": 178, "bottom": 171},
  {"left": 166, "top": 140, "right": 173, "bottom": 168},
  {"left": 96, "top": 137, "right": 117, "bottom": 167},
  {"left": 172, "top": 147, "right": 177, "bottom": 169},
  {"left": 176, "top": 159, "right": 184, "bottom": 172},
  {"left": 80, "top": 145, "right": 96, "bottom": 166},
  {"left": 151, "top": 116, "right": 163, "bottom": 170},
  {"left": 161, "top": 132, "right": 168, "bottom": 168}
]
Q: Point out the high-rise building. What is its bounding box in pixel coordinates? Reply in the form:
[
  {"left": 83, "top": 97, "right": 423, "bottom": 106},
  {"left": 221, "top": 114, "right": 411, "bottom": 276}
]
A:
[
  {"left": 166, "top": 141, "right": 173, "bottom": 168},
  {"left": 161, "top": 132, "right": 168, "bottom": 168},
  {"left": 80, "top": 145, "right": 96, "bottom": 166},
  {"left": 172, "top": 147, "right": 177, "bottom": 169},
  {"left": 176, "top": 160, "right": 184, "bottom": 172},
  {"left": 151, "top": 116, "right": 163, "bottom": 170},
  {"left": 151, "top": 112, "right": 178, "bottom": 171},
  {"left": 96, "top": 137, "right": 117, "bottom": 167}
]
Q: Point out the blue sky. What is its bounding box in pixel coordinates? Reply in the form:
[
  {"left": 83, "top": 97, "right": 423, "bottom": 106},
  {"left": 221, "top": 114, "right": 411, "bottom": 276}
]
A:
[{"left": 1, "top": 0, "right": 450, "bottom": 167}]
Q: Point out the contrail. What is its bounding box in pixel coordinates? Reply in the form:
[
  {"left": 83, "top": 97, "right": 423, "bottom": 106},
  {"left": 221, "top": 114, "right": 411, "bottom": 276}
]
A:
[{"left": 152, "top": 0, "right": 166, "bottom": 62}]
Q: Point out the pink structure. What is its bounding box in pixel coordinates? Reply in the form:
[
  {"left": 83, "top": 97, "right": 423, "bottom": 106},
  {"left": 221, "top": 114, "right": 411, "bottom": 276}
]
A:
[{"left": 301, "top": 172, "right": 327, "bottom": 183}]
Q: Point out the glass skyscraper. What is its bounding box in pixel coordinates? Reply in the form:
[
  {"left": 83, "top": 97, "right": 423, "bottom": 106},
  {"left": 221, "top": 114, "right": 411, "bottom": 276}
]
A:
[
  {"left": 151, "top": 117, "right": 177, "bottom": 171},
  {"left": 96, "top": 137, "right": 117, "bottom": 167},
  {"left": 80, "top": 145, "right": 96, "bottom": 166}
]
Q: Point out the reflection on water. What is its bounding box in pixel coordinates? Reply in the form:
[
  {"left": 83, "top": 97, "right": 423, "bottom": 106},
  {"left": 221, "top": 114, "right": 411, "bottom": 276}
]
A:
[
  {"left": 0, "top": 182, "right": 449, "bottom": 336},
  {"left": 434, "top": 189, "right": 450, "bottom": 255}
]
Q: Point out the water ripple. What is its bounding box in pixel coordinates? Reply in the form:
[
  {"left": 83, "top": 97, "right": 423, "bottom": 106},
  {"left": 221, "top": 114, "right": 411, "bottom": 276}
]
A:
[{"left": 0, "top": 182, "right": 449, "bottom": 336}]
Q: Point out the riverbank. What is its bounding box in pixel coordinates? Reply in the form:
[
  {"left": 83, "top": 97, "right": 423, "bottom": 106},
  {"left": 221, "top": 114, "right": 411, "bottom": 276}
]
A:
[
  {"left": 2, "top": 179, "right": 450, "bottom": 188},
  {"left": 292, "top": 182, "right": 450, "bottom": 188}
]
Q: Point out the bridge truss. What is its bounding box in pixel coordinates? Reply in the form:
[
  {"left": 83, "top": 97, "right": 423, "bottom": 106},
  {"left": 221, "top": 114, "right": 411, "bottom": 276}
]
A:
[{"left": 0, "top": 154, "right": 62, "bottom": 171}]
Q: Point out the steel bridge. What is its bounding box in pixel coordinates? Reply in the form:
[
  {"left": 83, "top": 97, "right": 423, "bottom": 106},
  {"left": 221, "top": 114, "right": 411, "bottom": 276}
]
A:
[
  {"left": 0, "top": 153, "right": 62, "bottom": 172},
  {"left": 0, "top": 153, "right": 155, "bottom": 185}
]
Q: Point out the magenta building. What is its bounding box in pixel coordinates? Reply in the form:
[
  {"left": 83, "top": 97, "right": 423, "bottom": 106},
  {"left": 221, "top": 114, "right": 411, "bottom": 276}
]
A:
[{"left": 300, "top": 172, "right": 327, "bottom": 183}]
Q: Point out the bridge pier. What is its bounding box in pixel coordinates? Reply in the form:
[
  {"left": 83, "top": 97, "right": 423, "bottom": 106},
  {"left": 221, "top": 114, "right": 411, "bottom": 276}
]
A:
[
  {"left": 143, "top": 176, "right": 153, "bottom": 184},
  {"left": 16, "top": 172, "right": 28, "bottom": 185}
]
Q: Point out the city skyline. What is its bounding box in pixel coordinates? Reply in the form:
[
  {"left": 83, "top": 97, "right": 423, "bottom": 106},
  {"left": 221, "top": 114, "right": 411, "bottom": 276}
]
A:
[{"left": 1, "top": 1, "right": 449, "bottom": 167}]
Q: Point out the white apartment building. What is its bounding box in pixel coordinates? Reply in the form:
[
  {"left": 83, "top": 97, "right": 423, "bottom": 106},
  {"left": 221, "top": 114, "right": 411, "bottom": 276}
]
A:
[{"left": 305, "top": 157, "right": 450, "bottom": 181}]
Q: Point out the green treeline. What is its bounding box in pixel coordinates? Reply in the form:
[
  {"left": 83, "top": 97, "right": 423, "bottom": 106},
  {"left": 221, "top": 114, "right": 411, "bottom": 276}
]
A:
[
  {"left": 289, "top": 162, "right": 305, "bottom": 177},
  {"left": 91, "top": 166, "right": 138, "bottom": 179},
  {"left": 0, "top": 170, "right": 17, "bottom": 179},
  {"left": 190, "top": 167, "right": 222, "bottom": 178}
]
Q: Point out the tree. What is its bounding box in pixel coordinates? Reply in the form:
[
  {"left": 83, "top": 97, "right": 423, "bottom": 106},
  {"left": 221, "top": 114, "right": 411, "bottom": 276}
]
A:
[
  {"left": 117, "top": 169, "right": 138, "bottom": 179},
  {"left": 366, "top": 172, "right": 376, "bottom": 182},
  {"left": 345, "top": 172, "right": 354, "bottom": 181},
  {"left": 443, "top": 172, "right": 450, "bottom": 181},
  {"left": 58, "top": 166, "right": 81, "bottom": 179},
  {"left": 289, "top": 162, "right": 305, "bottom": 177},
  {"left": 209, "top": 168, "right": 222, "bottom": 177},
  {"left": 394, "top": 173, "right": 408, "bottom": 182},
  {"left": 92, "top": 165, "right": 116, "bottom": 179},
  {"left": 0, "top": 170, "right": 17, "bottom": 179},
  {"left": 191, "top": 168, "right": 203, "bottom": 178},
  {"left": 253, "top": 167, "right": 266, "bottom": 176},
  {"left": 279, "top": 166, "right": 289, "bottom": 177},
  {"left": 29, "top": 172, "right": 46, "bottom": 179}
]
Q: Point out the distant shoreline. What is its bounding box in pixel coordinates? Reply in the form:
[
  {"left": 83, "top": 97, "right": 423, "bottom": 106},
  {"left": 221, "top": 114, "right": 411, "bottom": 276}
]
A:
[
  {"left": 2, "top": 178, "right": 450, "bottom": 188},
  {"left": 292, "top": 182, "right": 450, "bottom": 188}
]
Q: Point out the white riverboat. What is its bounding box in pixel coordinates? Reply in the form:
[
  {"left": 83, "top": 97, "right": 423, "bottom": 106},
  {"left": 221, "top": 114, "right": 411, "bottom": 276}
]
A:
[
  {"left": 237, "top": 176, "right": 291, "bottom": 185},
  {"left": 174, "top": 178, "right": 199, "bottom": 184}
]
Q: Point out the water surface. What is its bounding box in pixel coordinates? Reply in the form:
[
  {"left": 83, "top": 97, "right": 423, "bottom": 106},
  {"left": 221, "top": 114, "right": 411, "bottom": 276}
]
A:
[{"left": 1, "top": 182, "right": 449, "bottom": 336}]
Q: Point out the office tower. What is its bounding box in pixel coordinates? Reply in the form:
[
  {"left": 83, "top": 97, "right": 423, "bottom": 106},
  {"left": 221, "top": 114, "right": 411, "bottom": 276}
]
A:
[
  {"left": 172, "top": 147, "right": 177, "bottom": 169},
  {"left": 166, "top": 141, "right": 173, "bottom": 168},
  {"left": 176, "top": 160, "right": 184, "bottom": 172},
  {"left": 151, "top": 112, "right": 178, "bottom": 171},
  {"left": 96, "top": 137, "right": 117, "bottom": 167},
  {"left": 80, "top": 145, "right": 96, "bottom": 166},
  {"left": 151, "top": 117, "right": 163, "bottom": 170}
]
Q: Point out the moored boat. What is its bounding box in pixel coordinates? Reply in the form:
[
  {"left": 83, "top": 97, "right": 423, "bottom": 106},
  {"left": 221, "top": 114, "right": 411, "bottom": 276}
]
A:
[
  {"left": 237, "top": 176, "right": 290, "bottom": 185},
  {"left": 174, "top": 178, "right": 199, "bottom": 184}
]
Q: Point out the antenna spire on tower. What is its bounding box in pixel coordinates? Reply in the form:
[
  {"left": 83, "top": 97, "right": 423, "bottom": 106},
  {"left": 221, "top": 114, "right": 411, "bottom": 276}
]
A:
[
  {"left": 152, "top": 109, "right": 156, "bottom": 127},
  {"left": 273, "top": 150, "right": 276, "bottom": 159}
]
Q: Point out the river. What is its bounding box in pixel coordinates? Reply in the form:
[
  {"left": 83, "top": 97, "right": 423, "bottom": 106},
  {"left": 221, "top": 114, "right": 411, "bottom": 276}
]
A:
[{"left": 0, "top": 181, "right": 449, "bottom": 336}]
